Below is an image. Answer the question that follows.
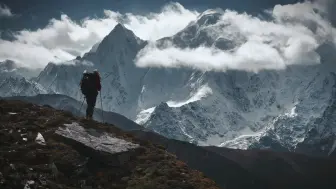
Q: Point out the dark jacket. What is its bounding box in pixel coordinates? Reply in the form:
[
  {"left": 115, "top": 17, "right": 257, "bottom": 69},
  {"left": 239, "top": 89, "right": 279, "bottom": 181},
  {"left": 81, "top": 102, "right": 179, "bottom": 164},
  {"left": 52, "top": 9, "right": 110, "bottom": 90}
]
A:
[{"left": 80, "top": 72, "right": 101, "bottom": 96}]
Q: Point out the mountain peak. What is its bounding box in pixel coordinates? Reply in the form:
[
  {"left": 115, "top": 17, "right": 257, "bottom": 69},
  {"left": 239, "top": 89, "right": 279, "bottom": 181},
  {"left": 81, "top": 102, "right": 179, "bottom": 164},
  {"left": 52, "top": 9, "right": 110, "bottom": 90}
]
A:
[
  {"left": 196, "top": 9, "right": 223, "bottom": 26},
  {"left": 0, "top": 59, "right": 17, "bottom": 71},
  {"left": 106, "top": 23, "right": 137, "bottom": 40},
  {"left": 95, "top": 23, "right": 143, "bottom": 55},
  {"left": 157, "top": 102, "right": 170, "bottom": 110},
  {"left": 113, "top": 23, "right": 126, "bottom": 31}
]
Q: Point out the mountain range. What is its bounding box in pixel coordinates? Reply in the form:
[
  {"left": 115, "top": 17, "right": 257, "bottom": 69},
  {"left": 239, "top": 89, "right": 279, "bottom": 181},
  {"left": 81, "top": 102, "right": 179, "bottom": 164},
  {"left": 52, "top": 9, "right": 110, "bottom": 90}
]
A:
[{"left": 1, "top": 8, "right": 336, "bottom": 158}]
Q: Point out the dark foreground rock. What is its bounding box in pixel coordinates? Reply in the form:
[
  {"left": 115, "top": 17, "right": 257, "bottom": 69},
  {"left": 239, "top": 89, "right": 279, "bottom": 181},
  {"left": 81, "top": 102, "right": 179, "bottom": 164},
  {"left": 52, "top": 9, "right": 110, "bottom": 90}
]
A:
[{"left": 0, "top": 100, "right": 219, "bottom": 189}]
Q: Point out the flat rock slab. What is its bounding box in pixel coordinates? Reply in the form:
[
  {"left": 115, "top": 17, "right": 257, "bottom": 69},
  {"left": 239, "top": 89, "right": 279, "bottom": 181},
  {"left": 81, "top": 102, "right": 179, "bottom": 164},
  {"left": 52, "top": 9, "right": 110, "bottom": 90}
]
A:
[{"left": 55, "top": 122, "right": 139, "bottom": 154}]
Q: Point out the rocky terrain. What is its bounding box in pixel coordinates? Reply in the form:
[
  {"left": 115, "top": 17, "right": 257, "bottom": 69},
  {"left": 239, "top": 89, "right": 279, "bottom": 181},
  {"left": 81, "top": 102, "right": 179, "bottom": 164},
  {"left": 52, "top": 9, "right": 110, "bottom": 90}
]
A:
[
  {"left": 1, "top": 98, "right": 336, "bottom": 189},
  {"left": 0, "top": 99, "right": 219, "bottom": 189}
]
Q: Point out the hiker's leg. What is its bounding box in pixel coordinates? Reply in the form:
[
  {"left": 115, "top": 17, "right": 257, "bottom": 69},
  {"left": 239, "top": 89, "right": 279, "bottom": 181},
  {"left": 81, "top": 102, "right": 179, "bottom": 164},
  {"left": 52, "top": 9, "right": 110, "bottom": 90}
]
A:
[
  {"left": 90, "top": 94, "right": 98, "bottom": 118},
  {"left": 86, "top": 95, "right": 94, "bottom": 119}
]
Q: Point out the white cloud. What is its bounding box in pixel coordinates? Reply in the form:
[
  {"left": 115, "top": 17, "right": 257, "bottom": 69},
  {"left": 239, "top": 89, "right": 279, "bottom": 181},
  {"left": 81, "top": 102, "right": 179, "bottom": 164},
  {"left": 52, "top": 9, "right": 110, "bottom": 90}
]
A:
[
  {"left": 0, "top": 4, "right": 13, "bottom": 17},
  {"left": 2, "top": 1, "right": 335, "bottom": 72},
  {"left": 135, "top": 1, "right": 336, "bottom": 73},
  {"left": 0, "top": 2, "right": 198, "bottom": 68},
  {"left": 0, "top": 39, "right": 74, "bottom": 68}
]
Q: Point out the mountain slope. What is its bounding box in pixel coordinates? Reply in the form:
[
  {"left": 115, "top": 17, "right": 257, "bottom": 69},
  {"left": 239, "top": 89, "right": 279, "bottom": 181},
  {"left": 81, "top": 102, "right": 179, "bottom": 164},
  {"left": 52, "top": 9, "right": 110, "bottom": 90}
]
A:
[
  {"left": 295, "top": 82, "right": 336, "bottom": 156},
  {"left": 138, "top": 9, "right": 336, "bottom": 149},
  {"left": 0, "top": 99, "right": 220, "bottom": 189},
  {"left": 3, "top": 94, "right": 336, "bottom": 189},
  {"left": 4, "top": 94, "right": 142, "bottom": 131},
  {"left": 0, "top": 60, "right": 47, "bottom": 97},
  {"left": 204, "top": 146, "right": 336, "bottom": 189},
  {"left": 0, "top": 60, "right": 41, "bottom": 80},
  {"left": 0, "top": 77, "right": 47, "bottom": 97}
]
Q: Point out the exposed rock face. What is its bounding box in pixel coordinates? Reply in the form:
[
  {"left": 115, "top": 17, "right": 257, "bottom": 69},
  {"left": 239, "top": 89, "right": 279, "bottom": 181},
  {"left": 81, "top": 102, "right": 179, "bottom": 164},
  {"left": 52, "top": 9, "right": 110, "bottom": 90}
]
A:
[
  {"left": 56, "top": 122, "right": 140, "bottom": 154},
  {"left": 0, "top": 99, "right": 219, "bottom": 189},
  {"left": 54, "top": 122, "right": 141, "bottom": 167}
]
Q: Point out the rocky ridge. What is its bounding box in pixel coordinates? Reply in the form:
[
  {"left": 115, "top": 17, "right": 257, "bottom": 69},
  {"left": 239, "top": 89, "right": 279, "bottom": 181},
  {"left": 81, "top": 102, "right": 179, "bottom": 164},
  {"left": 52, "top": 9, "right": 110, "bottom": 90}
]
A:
[{"left": 0, "top": 99, "right": 219, "bottom": 189}]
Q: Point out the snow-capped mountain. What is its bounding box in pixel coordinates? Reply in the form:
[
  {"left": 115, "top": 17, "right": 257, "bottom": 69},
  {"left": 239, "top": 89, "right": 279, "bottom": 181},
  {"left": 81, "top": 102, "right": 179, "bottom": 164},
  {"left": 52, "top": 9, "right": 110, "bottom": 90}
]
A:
[
  {"left": 157, "top": 9, "right": 245, "bottom": 50},
  {"left": 0, "top": 60, "right": 41, "bottom": 80},
  {"left": 0, "top": 60, "right": 47, "bottom": 97},
  {"left": 135, "top": 10, "right": 336, "bottom": 151},
  {"left": 36, "top": 24, "right": 149, "bottom": 118},
  {"left": 4, "top": 9, "right": 336, "bottom": 156},
  {"left": 0, "top": 77, "right": 47, "bottom": 97},
  {"left": 295, "top": 80, "right": 336, "bottom": 156},
  {"left": 141, "top": 64, "right": 336, "bottom": 149}
]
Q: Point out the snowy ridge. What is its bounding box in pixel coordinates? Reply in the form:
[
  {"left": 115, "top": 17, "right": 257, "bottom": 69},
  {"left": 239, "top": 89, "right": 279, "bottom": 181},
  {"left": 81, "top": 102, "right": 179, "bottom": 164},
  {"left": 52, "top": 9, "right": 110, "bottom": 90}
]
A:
[
  {"left": 0, "top": 77, "right": 47, "bottom": 97},
  {"left": 0, "top": 60, "right": 47, "bottom": 97},
  {"left": 0, "top": 60, "right": 41, "bottom": 80},
  {"left": 141, "top": 63, "right": 336, "bottom": 149},
  {"left": 294, "top": 80, "right": 336, "bottom": 156}
]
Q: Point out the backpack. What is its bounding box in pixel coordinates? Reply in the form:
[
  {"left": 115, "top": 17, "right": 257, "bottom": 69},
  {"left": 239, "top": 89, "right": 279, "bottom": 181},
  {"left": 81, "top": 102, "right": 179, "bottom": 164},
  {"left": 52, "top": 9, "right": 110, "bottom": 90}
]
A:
[{"left": 80, "top": 72, "right": 98, "bottom": 95}]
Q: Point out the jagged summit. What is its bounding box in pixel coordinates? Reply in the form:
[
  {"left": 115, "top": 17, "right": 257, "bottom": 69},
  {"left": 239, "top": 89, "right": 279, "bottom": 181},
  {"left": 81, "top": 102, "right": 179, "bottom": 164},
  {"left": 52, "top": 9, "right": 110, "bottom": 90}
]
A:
[
  {"left": 0, "top": 59, "right": 17, "bottom": 71},
  {"left": 96, "top": 23, "right": 143, "bottom": 53},
  {"left": 107, "top": 23, "right": 140, "bottom": 41},
  {"left": 157, "top": 8, "right": 237, "bottom": 49},
  {"left": 0, "top": 60, "right": 42, "bottom": 81},
  {"left": 157, "top": 102, "right": 170, "bottom": 110},
  {"left": 196, "top": 9, "right": 223, "bottom": 26},
  {"left": 113, "top": 23, "right": 128, "bottom": 33}
]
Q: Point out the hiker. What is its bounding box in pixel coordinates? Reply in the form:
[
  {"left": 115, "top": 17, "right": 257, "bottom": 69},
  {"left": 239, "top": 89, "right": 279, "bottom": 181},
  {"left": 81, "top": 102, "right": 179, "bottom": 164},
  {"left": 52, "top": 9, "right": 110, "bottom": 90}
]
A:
[{"left": 80, "top": 69, "right": 101, "bottom": 119}]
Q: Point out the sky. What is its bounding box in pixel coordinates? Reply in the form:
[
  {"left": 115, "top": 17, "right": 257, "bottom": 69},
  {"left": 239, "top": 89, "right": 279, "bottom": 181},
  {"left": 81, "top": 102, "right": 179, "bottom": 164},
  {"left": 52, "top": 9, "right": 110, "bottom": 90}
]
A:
[
  {"left": 0, "top": 0, "right": 303, "bottom": 32},
  {"left": 0, "top": 0, "right": 335, "bottom": 72}
]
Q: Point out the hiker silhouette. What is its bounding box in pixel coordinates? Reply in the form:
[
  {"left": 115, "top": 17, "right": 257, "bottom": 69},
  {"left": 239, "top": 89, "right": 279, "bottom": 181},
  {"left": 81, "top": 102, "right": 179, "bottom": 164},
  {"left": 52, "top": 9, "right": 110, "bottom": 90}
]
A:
[{"left": 80, "top": 69, "right": 101, "bottom": 119}]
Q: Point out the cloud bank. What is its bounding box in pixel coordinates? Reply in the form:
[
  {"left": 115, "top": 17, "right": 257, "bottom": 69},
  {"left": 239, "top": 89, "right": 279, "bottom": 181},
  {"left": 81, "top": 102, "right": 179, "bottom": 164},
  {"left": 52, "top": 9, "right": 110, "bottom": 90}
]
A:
[
  {"left": 1, "top": 1, "right": 336, "bottom": 72},
  {"left": 0, "top": 4, "right": 13, "bottom": 17},
  {"left": 0, "top": 2, "right": 198, "bottom": 68},
  {"left": 135, "top": 1, "right": 336, "bottom": 72}
]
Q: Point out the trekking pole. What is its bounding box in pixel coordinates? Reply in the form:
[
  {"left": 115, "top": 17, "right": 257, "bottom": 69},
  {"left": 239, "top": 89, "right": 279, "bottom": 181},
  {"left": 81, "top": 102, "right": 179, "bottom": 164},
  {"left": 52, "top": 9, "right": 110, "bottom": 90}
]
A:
[
  {"left": 79, "top": 97, "right": 85, "bottom": 116},
  {"left": 100, "top": 91, "right": 104, "bottom": 123}
]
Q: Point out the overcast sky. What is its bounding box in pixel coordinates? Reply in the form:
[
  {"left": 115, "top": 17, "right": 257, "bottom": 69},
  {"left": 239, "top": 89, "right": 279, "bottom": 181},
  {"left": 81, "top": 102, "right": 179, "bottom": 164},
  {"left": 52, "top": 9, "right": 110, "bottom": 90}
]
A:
[{"left": 0, "top": 0, "right": 302, "bottom": 31}]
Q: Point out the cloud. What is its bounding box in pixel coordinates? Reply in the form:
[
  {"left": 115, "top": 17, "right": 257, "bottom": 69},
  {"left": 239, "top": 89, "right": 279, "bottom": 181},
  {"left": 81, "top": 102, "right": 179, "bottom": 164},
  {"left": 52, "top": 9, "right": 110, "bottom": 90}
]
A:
[
  {"left": 0, "top": 2, "right": 198, "bottom": 68},
  {"left": 2, "top": 1, "right": 335, "bottom": 72},
  {"left": 0, "top": 4, "right": 13, "bottom": 17},
  {"left": 135, "top": 1, "right": 336, "bottom": 72},
  {"left": 0, "top": 39, "right": 75, "bottom": 68}
]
